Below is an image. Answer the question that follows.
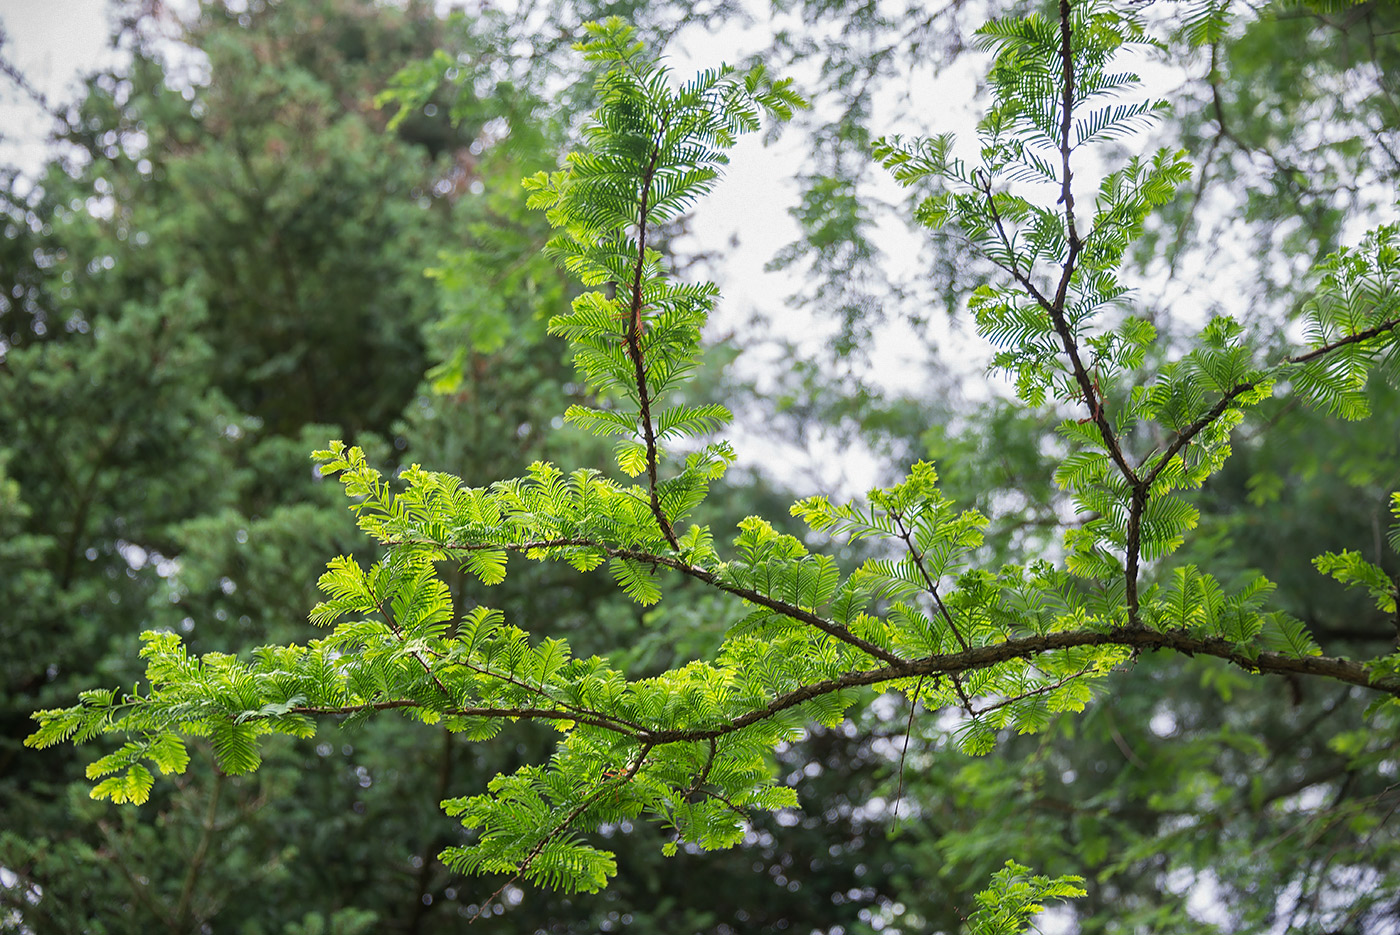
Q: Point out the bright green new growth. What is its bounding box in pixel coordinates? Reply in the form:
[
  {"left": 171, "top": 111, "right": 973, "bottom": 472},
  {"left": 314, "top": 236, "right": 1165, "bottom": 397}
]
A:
[
  {"left": 25, "top": 3, "right": 1400, "bottom": 923},
  {"left": 966, "top": 861, "right": 1086, "bottom": 935},
  {"left": 1314, "top": 493, "right": 1400, "bottom": 622}
]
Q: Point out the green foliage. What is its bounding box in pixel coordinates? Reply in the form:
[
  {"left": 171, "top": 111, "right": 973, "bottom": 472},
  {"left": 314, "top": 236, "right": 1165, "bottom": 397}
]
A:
[
  {"left": 1314, "top": 549, "right": 1398, "bottom": 614},
  {"left": 965, "top": 860, "right": 1085, "bottom": 935},
  {"left": 1294, "top": 223, "right": 1400, "bottom": 419},
  {"left": 1313, "top": 491, "right": 1400, "bottom": 617},
  {"left": 2, "top": 1, "right": 667, "bottom": 930},
  {"left": 522, "top": 18, "right": 802, "bottom": 481},
  {"left": 19, "top": 0, "right": 1400, "bottom": 924},
  {"left": 741, "top": 1, "right": 1400, "bottom": 930}
]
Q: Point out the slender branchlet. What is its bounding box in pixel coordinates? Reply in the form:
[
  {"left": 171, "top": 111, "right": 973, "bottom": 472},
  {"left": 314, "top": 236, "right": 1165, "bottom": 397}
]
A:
[{"left": 626, "top": 132, "right": 681, "bottom": 551}]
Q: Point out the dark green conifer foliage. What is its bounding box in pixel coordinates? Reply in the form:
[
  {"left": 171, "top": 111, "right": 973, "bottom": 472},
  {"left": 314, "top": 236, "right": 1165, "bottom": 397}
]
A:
[{"left": 0, "top": 2, "right": 621, "bottom": 930}]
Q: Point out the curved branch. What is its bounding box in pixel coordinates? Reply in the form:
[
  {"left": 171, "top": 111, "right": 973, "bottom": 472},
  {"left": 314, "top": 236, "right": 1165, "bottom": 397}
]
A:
[
  {"left": 284, "top": 628, "right": 1396, "bottom": 772},
  {"left": 1287, "top": 316, "right": 1400, "bottom": 366},
  {"left": 633, "top": 551, "right": 906, "bottom": 666},
  {"left": 637, "top": 627, "right": 1398, "bottom": 746}
]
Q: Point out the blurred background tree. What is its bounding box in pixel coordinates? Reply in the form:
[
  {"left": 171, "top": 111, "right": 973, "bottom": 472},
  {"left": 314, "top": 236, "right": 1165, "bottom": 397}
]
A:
[{"left": 2, "top": 1, "right": 1398, "bottom": 933}]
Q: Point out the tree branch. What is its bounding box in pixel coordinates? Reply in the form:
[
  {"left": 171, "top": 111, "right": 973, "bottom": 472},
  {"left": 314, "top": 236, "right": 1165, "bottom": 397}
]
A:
[
  {"left": 1141, "top": 313, "right": 1400, "bottom": 490},
  {"left": 175, "top": 769, "right": 225, "bottom": 929},
  {"left": 1056, "top": 0, "right": 1081, "bottom": 257},
  {"left": 635, "top": 627, "right": 1399, "bottom": 746},
  {"left": 1141, "top": 381, "right": 1257, "bottom": 489},
  {"left": 625, "top": 126, "right": 680, "bottom": 551},
  {"left": 887, "top": 507, "right": 975, "bottom": 711},
  {"left": 970, "top": 664, "right": 1095, "bottom": 718},
  {"left": 888, "top": 508, "right": 970, "bottom": 652},
  {"left": 289, "top": 701, "right": 641, "bottom": 737},
  {"left": 1287, "top": 316, "right": 1400, "bottom": 366},
  {"left": 976, "top": 163, "right": 1135, "bottom": 491},
  {"left": 283, "top": 627, "right": 1398, "bottom": 787},
  {"left": 377, "top": 596, "right": 457, "bottom": 704},
  {"left": 982, "top": 2, "right": 1143, "bottom": 622}
]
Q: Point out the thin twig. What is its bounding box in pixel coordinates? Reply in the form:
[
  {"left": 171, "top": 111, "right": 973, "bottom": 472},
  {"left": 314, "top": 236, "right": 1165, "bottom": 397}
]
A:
[
  {"left": 888, "top": 510, "right": 970, "bottom": 652},
  {"left": 376, "top": 596, "right": 458, "bottom": 703},
  {"left": 888, "top": 508, "right": 975, "bottom": 711},
  {"left": 288, "top": 701, "right": 640, "bottom": 737},
  {"left": 1142, "top": 314, "right": 1400, "bottom": 490},
  {"left": 683, "top": 737, "right": 719, "bottom": 802},
  {"left": 976, "top": 175, "right": 1135, "bottom": 487},
  {"left": 1287, "top": 316, "right": 1400, "bottom": 365},
  {"left": 1056, "top": 0, "right": 1081, "bottom": 257},
  {"left": 969, "top": 664, "right": 1094, "bottom": 717},
  {"left": 893, "top": 674, "right": 925, "bottom": 819},
  {"left": 174, "top": 769, "right": 225, "bottom": 928}
]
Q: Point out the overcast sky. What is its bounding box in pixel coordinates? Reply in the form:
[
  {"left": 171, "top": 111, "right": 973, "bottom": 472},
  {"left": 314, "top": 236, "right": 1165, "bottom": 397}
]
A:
[{"left": 0, "top": 0, "right": 117, "bottom": 173}]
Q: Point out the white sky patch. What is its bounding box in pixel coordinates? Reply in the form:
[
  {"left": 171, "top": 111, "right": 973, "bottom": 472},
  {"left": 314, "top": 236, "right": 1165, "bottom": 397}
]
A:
[
  {"left": 0, "top": 0, "right": 117, "bottom": 174},
  {"left": 1148, "top": 705, "right": 1178, "bottom": 738},
  {"left": 660, "top": 8, "right": 1001, "bottom": 490},
  {"left": 1036, "top": 904, "right": 1077, "bottom": 935}
]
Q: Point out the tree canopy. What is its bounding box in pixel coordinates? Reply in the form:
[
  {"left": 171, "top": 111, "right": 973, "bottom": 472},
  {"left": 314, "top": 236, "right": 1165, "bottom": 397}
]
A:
[{"left": 5, "top": 1, "right": 1400, "bottom": 932}]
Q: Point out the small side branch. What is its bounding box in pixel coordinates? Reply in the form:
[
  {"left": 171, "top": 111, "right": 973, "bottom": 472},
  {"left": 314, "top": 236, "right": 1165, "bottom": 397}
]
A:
[
  {"left": 1125, "top": 486, "right": 1146, "bottom": 625},
  {"left": 970, "top": 664, "right": 1095, "bottom": 717},
  {"left": 469, "top": 745, "right": 653, "bottom": 923},
  {"left": 377, "top": 597, "right": 458, "bottom": 704},
  {"left": 1141, "top": 382, "right": 1257, "bottom": 488},
  {"left": 683, "top": 737, "right": 719, "bottom": 802},
  {"left": 448, "top": 654, "right": 650, "bottom": 733},
  {"left": 625, "top": 548, "right": 907, "bottom": 665},
  {"left": 1056, "top": 0, "right": 1081, "bottom": 257},
  {"left": 1287, "top": 316, "right": 1400, "bottom": 366},
  {"left": 289, "top": 701, "right": 641, "bottom": 737},
  {"left": 888, "top": 508, "right": 975, "bottom": 711},
  {"left": 1141, "top": 313, "right": 1400, "bottom": 490},
  {"left": 889, "top": 510, "right": 969, "bottom": 651}
]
